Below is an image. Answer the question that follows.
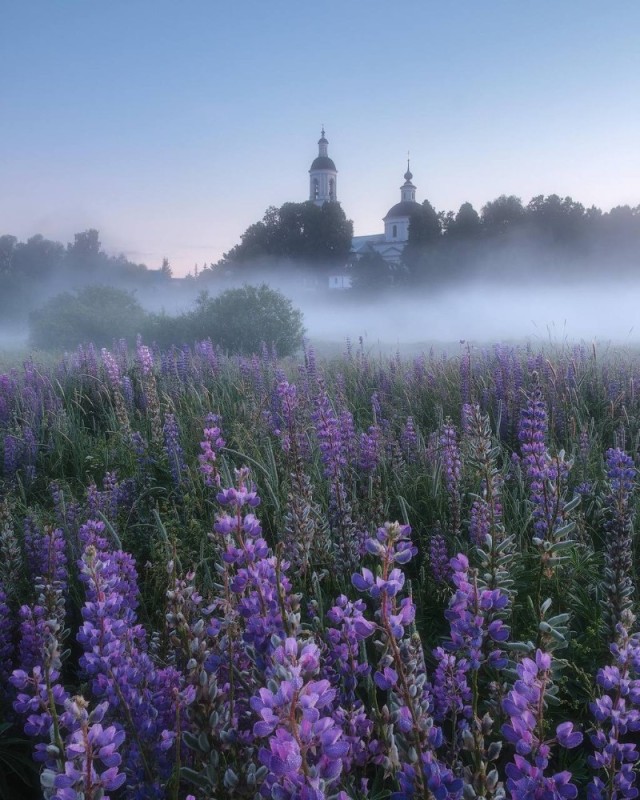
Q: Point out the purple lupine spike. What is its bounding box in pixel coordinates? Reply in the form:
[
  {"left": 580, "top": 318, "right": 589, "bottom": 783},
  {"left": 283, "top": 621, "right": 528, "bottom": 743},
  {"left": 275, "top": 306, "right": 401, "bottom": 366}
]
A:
[
  {"left": 587, "top": 612, "right": 640, "bottom": 799},
  {"left": 358, "top": 425, "right": 381, "bottom": 474},
  {"left": 519, "top": 385, "right": 548, "bottom": 485},
  {"left": 401, "top": 416, "right": 419, "bottom": 463},
  {"left": 428, "top": 532, "right": 451, "bottom": 586},
  {"left": 443, "top": 553, "right": 509, "bottom": 671},
  {"left": 313, "top": 390, "right": 345, "bottom": 481},
  {"left": 469, "top": 496, "right": 491, "bottom": 547},
  {"left": 251, "top": 638, "right": 349, "bottom": 795},
  {"left": 0, "top": 583, "right": 14, "bottom": 692},
  {"left": 3, "top": 433, "right": 21, "bottom": 482},
  {"left": 502, "top": 650, "right": 582, "bottom": 798},
  {"left": 199, "top": 413, "right": 225, "bottom": 488},
  {"left": 101, "top": 348, "right": 121, "bottom": 387},
  {"left": 325, "top": 594, "right": 375, "bottom": 704},
  {"left": 163, "top": 413, "right": 186, "bottom": 487},
  {"left": 136, "top": 342, "right": 154, "bottom": 376},
  {"left": 41, "top": 696, "right": 127, "bottom": 799},
  {"left": 353, "top": 523, "right": 458, "bottom": 799},
  {"left": 439, "top": 420, "right": 462, "bottom": 535},
  {"left": 602, "top": 448, "right": 636, "bottom": 636}
]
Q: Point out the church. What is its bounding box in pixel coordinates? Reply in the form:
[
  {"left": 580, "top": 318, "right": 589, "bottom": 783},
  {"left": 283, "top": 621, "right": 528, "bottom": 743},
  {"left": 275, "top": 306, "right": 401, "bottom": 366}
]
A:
[{"left": 308, "top": 128, "right": 424, "bottom": 277}]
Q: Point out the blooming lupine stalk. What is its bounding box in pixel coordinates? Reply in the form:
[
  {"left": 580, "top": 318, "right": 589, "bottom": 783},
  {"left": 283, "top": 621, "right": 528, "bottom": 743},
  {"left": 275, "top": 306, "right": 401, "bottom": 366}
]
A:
[
  {"left": 251, "top": 638, "right": 350, "bottom": 798},
  {"left": 353, "top": 523, "right": 461, "bottom": 799},
  {"left": 0, "top": 582, "right": 15, "bottom": 702},
  {"left": 313, "top": 388, "right": 360, "bottom": 573},
  {"left": 502, "top": 650, "right": 582, "bottom": 798},
  {"left": 439, "top": 420, "right": 462, "bottom": 536},
  {"left": 428, "top": 532, "right": 451, "bottom": 586},
  {"left": 587, "top": 611, "right": 640, "bottom": 800},
  {"left": 76, "top": 544, "right": 173, "bottom": 795},
  {"left": 198, "top": 412, "right": 225, "bottom": 488},
  {"left": 602, "top": 448, "right": 636, "bottom": 638},
  {"left": 40, "top": 696, "right": 127, "bottom": 800},
  {"left": 437, "top": 553, "right": 510, "bottom": 797},
  {"left": 163, "top": 412, "right": 187, "bottom": 488}
]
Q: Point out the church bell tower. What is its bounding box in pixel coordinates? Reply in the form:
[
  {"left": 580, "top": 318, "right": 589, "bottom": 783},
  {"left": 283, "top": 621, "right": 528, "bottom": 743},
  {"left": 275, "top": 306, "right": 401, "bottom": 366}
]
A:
[{"left": 309, "top": 128, "right": 338, "bottom": 206}]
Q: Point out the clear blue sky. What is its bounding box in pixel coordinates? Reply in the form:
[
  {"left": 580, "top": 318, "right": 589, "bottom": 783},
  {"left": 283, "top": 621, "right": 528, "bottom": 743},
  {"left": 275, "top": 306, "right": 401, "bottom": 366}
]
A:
[{"left": 2, "top": 1, "right": 639, "bottom": 275}]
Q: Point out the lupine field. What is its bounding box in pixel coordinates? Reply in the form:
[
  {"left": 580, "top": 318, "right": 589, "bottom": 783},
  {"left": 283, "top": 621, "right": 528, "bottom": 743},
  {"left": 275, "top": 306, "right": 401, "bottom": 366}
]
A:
[{"left": 2, "top": 336, "right": 640, "bottom": 800}]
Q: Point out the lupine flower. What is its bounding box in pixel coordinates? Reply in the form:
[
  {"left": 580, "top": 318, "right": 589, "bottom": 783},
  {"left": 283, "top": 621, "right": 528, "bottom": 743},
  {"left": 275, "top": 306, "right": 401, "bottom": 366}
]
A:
[
  {"left": 198, "top": 413, "right": 225, "bottom": 487},
  {"left": 313, "top": 390, "right": 345, "bottom": 481},
  {"left": 602, "top": 448, "right": 636, "bottom": 636},
  {"left": 251, "top": 638, "right": 349, "bottom": 796},
  {"left": 401, "top": 416, "right": 419, "bottom": 463},
  {"left": 41, "top": 696, "right": 127, "bottom": 800},
  {"left": 428, "top": 532, "right": 450, "bottom": 585},
  {"left": 502, "top": 650, "right": 582, "bottom": 797},
  {"left": 0, "top": 582, "right": 15, "bottom": 695},
  {"left": 163, "top": 412, "right": 186, "bottom": 487},
  {"left": 439, "top": 420, "right": 462, "bottom": 535},
  {"left": 587, "top": 612, "right": 640, "bottom": 799}
]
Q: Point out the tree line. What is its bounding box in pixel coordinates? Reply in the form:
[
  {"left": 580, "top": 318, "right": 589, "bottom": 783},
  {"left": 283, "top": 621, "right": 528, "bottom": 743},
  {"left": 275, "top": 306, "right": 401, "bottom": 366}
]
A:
[
  {"left": 194, "top": 195, "right": 640, "bottom": 292},
  {"left": 0, "top": 229, "right": 172, "bottom": 323}
]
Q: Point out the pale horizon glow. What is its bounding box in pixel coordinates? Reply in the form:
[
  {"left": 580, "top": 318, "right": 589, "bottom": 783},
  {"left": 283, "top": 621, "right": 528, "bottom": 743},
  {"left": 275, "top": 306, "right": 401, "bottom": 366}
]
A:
[{"left": 2, "top": 1, "right": 639, "bottom": 276}]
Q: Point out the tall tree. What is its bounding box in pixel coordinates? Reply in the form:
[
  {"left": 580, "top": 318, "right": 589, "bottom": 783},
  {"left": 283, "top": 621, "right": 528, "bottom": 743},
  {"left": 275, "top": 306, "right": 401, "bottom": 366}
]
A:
[
  {"left": 481, "top": 195, "right": 526, "bottom": 235},
  {"left": 403, "top": 199, "right": 443, "bottom": 277},
  {"left": 446, "top": 202, "right": 481, "bottom": 240},
  {"left": 219, "top": 201, "right": 353, "bottom": 270}
]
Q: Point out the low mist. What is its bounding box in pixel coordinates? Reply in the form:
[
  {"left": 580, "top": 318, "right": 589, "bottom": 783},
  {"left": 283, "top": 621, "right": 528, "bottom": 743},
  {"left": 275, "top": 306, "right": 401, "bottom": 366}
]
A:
[
  {"left": 294, "top": 281, "right": 638, "bottom": 349},
  {"left": 1, "top": 257, "right": 638, "bottom": 356}
]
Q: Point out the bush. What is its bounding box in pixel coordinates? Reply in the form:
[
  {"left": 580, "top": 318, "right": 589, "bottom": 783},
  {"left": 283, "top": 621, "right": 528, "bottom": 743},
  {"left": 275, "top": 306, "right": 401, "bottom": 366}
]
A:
[
  {"left": 189, "top": 284, "right": 305, "bottom": 356},
  {"left": 29, "top": 285, "right": 147, "bottom": 350}
]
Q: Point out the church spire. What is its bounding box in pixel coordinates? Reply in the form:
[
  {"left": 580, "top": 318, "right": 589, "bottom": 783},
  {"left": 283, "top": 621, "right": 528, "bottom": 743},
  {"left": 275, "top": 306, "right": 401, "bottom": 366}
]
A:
[
  {"left": 400, "top": 158, "right": 416, "bottom": 202},
  {"left": 318, "top": 126, "right": 329, "bottom": 157}
]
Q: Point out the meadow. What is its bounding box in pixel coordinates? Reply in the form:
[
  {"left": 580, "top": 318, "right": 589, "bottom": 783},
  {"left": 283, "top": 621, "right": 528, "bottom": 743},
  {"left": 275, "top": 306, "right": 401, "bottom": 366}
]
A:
[{"left": 1, "top": 336, "right": 639, "bottom": 799}]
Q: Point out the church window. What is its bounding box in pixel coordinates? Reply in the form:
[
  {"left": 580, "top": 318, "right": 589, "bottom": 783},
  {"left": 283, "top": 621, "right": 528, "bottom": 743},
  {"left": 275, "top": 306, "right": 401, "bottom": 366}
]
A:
[
  {"left": 393, "top": 224, "right": 397, "bottom": 238},
  {"left": 329, "top": 179, "right": 335, "bottom": 200}
]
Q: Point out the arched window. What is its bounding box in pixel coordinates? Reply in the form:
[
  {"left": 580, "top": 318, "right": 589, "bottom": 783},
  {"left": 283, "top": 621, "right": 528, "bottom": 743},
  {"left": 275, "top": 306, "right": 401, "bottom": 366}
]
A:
[
  {"left": 313, "top": 179, "right": 319, "bottom": 200},
  {"left": 392, "top": 224, "right": 397, "bottom": 238},
  {"left": 329, "top": 179, "right": 335, "bottom": 201}
]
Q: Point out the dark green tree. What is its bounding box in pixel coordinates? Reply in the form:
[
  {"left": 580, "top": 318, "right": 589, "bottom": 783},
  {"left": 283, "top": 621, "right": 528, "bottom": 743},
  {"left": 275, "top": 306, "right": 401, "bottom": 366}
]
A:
[
  {"left": 0, "top": 235, "right": 17, "bottom": 276},
  {"left": 481, "top": 195, "right": 526, "bottom": 235},
  {"left": 403, "top": 199, "right": 443, "bottom": 278},
  {"left": 160, "top": 257, "right": 173, "bottom": 278},
  {"left": 526, "top": 195, "right": 587, "bottom": 244},
  {"left": 219, "top": 201, "right": 353, "bottom": 270},
  {"left": 14, "top": 234, "right": 65, "bottom": 280},
  {"left": 66, "top": 228, "right": 104, "bottom": 273},
  {"left": 446, "top": 202, "right": 481, "bottom": 239}
]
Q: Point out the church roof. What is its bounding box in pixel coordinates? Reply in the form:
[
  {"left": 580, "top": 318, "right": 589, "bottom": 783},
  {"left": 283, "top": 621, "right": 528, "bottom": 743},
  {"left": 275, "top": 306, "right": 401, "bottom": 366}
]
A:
[
  {"left": 310, "top": 156, "right": 337, "bottom": 172},
  {"left": 383, "top": 200, "right": 422, "bottom": 220}
]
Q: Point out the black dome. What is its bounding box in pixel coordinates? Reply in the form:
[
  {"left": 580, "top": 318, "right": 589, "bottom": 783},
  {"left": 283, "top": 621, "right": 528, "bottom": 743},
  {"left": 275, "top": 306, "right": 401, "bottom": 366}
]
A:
[
  {"left": 383, "top": 200, "right": 422, "bottom": 220},
  {"left": 310, "top": 156, "right": 337, "bottom": 172}
]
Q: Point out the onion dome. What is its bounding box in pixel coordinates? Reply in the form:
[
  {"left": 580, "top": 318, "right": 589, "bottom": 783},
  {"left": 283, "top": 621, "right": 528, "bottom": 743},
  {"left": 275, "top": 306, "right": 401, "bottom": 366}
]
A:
[{"left": 383, "top": 200, "right": 422, "bottom": 220}]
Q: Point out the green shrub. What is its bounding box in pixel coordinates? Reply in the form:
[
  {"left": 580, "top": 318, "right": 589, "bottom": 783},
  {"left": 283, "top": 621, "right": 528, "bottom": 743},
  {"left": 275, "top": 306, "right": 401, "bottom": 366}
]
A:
[
  {"left": 188, "top": 284, "right": 305, "bottom": 356},
  {"left": 29, "top": 285, "right": 147, "bottom": 350}
]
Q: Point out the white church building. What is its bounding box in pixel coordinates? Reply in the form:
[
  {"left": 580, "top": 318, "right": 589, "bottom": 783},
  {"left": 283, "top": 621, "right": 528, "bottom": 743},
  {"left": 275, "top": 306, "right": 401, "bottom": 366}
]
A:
[{"left": 308, "top": 129, "right": 423, "bottom": 281}]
